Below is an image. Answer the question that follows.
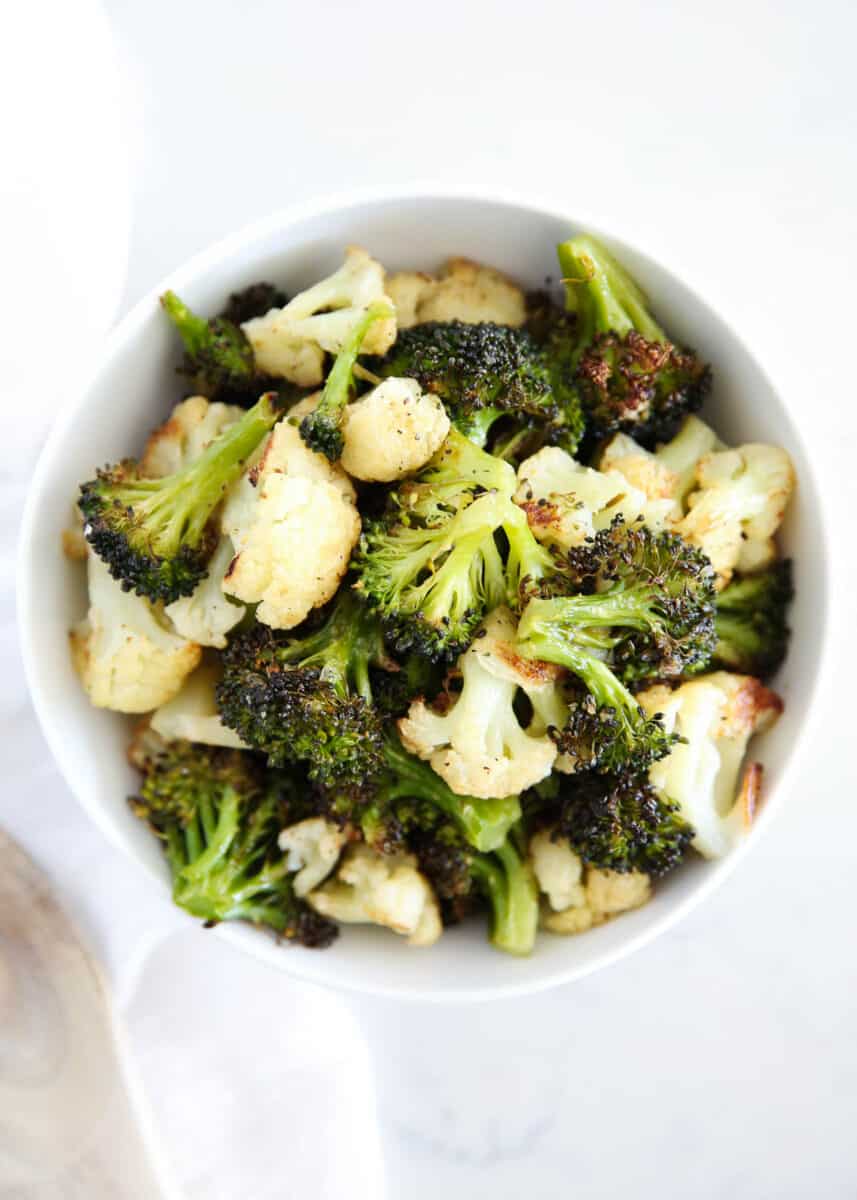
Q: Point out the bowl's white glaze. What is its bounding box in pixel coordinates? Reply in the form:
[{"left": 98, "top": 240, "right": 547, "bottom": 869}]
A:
[{"left": 18, "top": 190, "right": 829, "bottom": 1001}]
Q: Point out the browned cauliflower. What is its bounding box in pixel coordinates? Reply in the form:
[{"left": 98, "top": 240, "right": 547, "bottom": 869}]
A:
[
  {"left": 386, "top": 257, "right": 526, "bottom": 328},
  {"left": 678, "top": 445, "right": 795, "bottom": 587},
  {"left": 149, "top": 660, "right": 247, "bottom": 749},
  {"left": 529, "top": 828, "right": 651, "bottom": 935},
  {"left": 638, "top": 672, "right": 783, "bottom": 858},
  {"left": 307, "top": 844, "right": 442, "bottom": 946},
  {"left": 70, "top": 554, "right": 200, "bottom": 713},
  {"left": 514, "top": 445, "right": 674, "bottom": 550},
  {"left": 220, "top": 420, "right": 360, "bottom": 629},
  {"left": 241, "top": 247, "right": 396, "bottom": 386},
  {"left": 398, "top": 608, "right": 561, "bottom": 799}
]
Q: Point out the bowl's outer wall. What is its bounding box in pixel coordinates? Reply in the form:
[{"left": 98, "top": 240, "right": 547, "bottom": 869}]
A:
[{"left": 19, "top": 195, "right": 827, "bottom": 1000}]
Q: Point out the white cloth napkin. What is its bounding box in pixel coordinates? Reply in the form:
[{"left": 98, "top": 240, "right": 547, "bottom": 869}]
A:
[{"left": 1, "top": 5, "right": 385, "bottom": 1194}]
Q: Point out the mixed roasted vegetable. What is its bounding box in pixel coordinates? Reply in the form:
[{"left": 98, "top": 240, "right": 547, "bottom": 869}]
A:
[{"left": 67, "top": 235, "right": 794, "bottom": 955}]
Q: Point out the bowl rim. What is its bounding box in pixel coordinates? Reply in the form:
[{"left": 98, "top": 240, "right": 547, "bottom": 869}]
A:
[{"left": 17, "top": 185, "right": 833, "bottom": 1002}]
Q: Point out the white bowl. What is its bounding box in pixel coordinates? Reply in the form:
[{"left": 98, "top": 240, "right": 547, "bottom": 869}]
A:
[{"left": 18, "top": 190, "right": 829, "bottom": 1001}]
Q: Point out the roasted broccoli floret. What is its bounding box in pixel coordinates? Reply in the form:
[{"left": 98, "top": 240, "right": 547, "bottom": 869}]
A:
[
  {"left": 130, "top": 738, "right": 337, "bottom": 946},
  {"left": 361, "top": 795, "right": 536, "bottom": 953},
  {"left": 556, "top": 235, "right": 711, "bottom": 447},
  {"left": 524, "top": 292, "right": 586, "bottom": 454},
  {"left": 565, "top": 515, "right": 717, "bottom": 682},
  {"left": 370, "top": 320, "right": 580, "bottom": 452},
  {"left": 216, "top": 590, "right": 388, "bottom": 789},
  {"left": 517, "top": 518, "right": 716, "bottom": 771},
  {"left": 556, "top": 770, "right": 694, "bottom": 877},
  {"left": 354, "top": 429, "right": 556, "bottom": 662},
  {"left": 299, "top": 301, "right": 394, "bottom": 461},
  {"left": 79, "top": 392, "right": 282, "bottom": 603},
  {"left": 713, "top": 561, "right": 793, "bottom": 677},
  {"left": 369, "top": 652, "right": 444, "bottom": 718},
  {"left": 219, "top": 282, "right": 288, "bottom": 326},
  {"left": 336, "top": 731, "right": 521, "bottom": 855},
  {"left": 161, "top": 289, "right": 261, "bottom": 403},
  {"left": 356, "top": 490, "right": 506, "bottom": 662}
]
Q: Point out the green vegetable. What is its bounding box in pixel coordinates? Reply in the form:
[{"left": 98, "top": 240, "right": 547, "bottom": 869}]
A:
[
  {"left": 556, "top": 235, "right": 711, "bottom": 447},
  {"left": 299, "top": 301, "right": 393, "bottom": 461},
  {"left": 713, "top": 562, "right": 793, "bottom": 678},
  {"left": 518, "top": 517, "right": 716, "bottom": 771},
  {"left": 79, "top": 392, "right": 281, "bottom": 603},
  {"left": 131, "top": 738, "right": 337, "bottom": 946}
]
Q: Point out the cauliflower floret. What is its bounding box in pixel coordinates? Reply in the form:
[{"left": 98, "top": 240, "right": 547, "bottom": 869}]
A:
[
  {"left": 149, "top": 660, "right": 247, "bottom": 748},
  {"left": 252, "top": 414, "right": 357, "bottom": 502},
  {"left": 221, "top": 420, "right": 360, "bottom": 629},
  {"left": 679, "top": 444, "right": 795, "bottom": 586},
  {"left": 531, "top": 830, "right": 651, "bottom": 934},
  {"left": 530, "top": 829, "right": 652, "bottom": 935},
  {"left": 387, "top": 258, "right": 526, "bottom": 328},
  {"left": 529, "top": 828, "right": 586, "bottom": 912},
  {"left": 70, "top": 554, "right": 200, "bottom": 713},
  {"left": 599, "top": 433, "right": 683, "bottom": 520},
  {"left": 139, "top": 395, "right": 246, "bottom": 478},
  {"left": 600, "top": 416, "right": 727, "bottom": 521},
  {"left": 278, "top": 818, "right": 349, "bottom": 898},
  {"left": 638, "top": 672, "right": 783, "bottom": 858},
  {"left": 241, "top": 247, "right": 396, "bottom": 386},
  {"left": 307, "top": 844, "right": 442, "bottom": 946},
  {"left": 514, "top": 446, "right": 673, "bottom": 550},
  {"left": 384, "top": 270, "right": 434, "bottom": 327},
  {"left": 164, "top": 536, "right": 244, "bottom": 648},
  {"left": 398, "top": 608, "right": 560, "bottom": 798},
  {"left": 654, "top": 414, "right": 724, "bottom": 507},
  {"left": 339, "top": 377, "right": 450, "bottom": 482},
  {"left": 585, "top": 868, "right": 652, "bottom": 916}
]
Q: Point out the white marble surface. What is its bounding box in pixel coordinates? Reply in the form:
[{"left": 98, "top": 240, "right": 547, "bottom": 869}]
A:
[{"left": 4, "top": 0, "right": 857, "bottom": 1194}]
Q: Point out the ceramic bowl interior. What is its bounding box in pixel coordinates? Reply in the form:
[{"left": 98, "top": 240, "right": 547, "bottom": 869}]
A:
[{"left": 19, "top": 193, "right": 828, "bottom": 1000}]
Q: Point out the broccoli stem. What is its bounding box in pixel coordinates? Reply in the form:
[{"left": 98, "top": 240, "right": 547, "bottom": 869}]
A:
[
  {"left": 470, "top": 838, "right": 538, "bottom": 955},
  {"left": 180, "top": 787, "right": 242, "bottom": 890},
  {"left": 88, "top": 390, "right": 280, "bottom": 556},
  {"left": 277, "top": 590, "right": 382, "bottom": 704},
  {"left": 173, "top": 790, "right": 295, "bottom": 929},
  {"left": 381, "top": 737, "right": 521, "bottom": 853},
  {"left": 300, "top": 301, "right": 393, "bottom": 461},
  {"left": 557, "top": 235, "right": 664, "bottom": 345},
  {"left": 529, "top": 589, "right": 667, "bottom": 644},
  {"left": 712, "top": 562, "right": 792, "bottom": 677},
  {"left": 161, "top": 291, "right": 217, "bottom": 358},
  {"left": 520, "top": 615, "right": 635, "bottom": 711},
  {"left": 713, "top": 613, "right": 761, "bottom": 666},
  {"left": 519, "top": 609, "right": 663, "bottom": 767},
  {"left": 417, "top": 528, "right": 505, "bottom": 630},
  {"left": 492, "top": 428, "right": 531, "bottom": 462},
  {"left": 458, "top": 405, "right": 504, "bottom": 448},
  {"left": 427, "top": 427, "right": 516, "bottom": 495},
  {"left": 161, "top": 289, "right": 257, "bottom": 395},
  {"left": 502, "top": 502, "right": 557, "bottom": 607}
]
